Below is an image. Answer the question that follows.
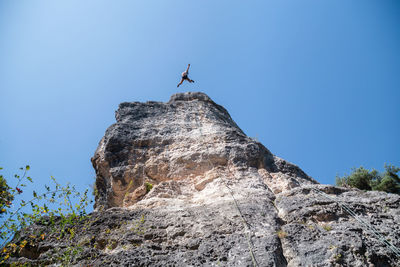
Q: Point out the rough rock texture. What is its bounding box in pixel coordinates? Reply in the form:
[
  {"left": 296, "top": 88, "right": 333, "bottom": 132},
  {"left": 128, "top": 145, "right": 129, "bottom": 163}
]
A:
[
  {"left": 7, "top": 92, "right": 400, "bottom": 266},
  {"left": 276, "top": 185, "right": 400, "bottom": 267},
  {"left": 91, "top": 92, "right": 315, "bottom": 210}
]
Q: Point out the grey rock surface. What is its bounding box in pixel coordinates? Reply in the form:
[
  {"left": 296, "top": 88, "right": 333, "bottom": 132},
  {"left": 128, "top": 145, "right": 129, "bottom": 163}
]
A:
[
  {"left": 276, "top": 185, "right": 400, "bottom": 267},
  {"left": 6, "top": 92, "right": 400, "bottom": 266},
  {"left": 91, "top": 92, "right": 315, "bottom": 210}
]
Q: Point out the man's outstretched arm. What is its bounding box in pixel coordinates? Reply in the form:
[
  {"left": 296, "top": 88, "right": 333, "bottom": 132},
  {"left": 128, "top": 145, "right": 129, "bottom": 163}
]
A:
[{"left": 186, "top": 64, "right": 191, "bottom": 72}]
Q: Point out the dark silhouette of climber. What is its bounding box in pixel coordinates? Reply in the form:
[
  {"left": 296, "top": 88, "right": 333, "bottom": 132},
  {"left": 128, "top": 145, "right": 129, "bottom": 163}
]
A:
[{"left": 177, "top": 64, "right": 194, "bottom": 87}]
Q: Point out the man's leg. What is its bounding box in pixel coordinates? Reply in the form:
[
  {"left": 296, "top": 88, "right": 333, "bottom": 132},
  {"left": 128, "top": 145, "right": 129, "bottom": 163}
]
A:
[
  {"left": 177, "top": 78, "right": 184, "bottom": 87},
  {"left": 188, "top": 78, "right": 195, "bottom": 83}
]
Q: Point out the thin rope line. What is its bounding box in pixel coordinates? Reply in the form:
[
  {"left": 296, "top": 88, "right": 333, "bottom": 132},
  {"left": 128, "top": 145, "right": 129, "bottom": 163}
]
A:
[
  {"left": 224, "top": 182, "right": 258, "bottom": 267},
  {"left": 313, "top": 188, "right": 400, "bottom": 263},
  {"left": 190, "top": 112, "right": 399, "bottom": 265},
  {"left": 193, "top": 111, "right": 258, "bottom": 267}
]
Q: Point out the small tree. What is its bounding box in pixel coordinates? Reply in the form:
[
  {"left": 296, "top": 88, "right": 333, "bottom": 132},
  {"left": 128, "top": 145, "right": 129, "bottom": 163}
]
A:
[{"left": 336, "top": 164, "right": 400, "bottom": 195}]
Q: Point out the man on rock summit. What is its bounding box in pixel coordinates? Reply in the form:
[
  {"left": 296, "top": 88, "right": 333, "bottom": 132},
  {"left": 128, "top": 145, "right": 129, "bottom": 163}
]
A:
[{"left": 177, "top": 64, "right": 194, "bottom": 87}]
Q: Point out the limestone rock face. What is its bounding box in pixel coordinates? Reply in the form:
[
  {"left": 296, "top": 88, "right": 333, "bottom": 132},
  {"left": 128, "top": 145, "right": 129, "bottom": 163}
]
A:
[
  {"left": 91, "top": 92, "right": 316, "bottom": 210},
  {"left": 7, "top": 92, "right": 400, "bottom": 266}
]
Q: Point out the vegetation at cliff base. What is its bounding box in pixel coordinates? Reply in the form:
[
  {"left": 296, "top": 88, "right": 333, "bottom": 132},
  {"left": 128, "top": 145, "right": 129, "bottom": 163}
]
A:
[
  {"left": 0, "top": 168, "right": 14, "bottom": 217},
  {"left": 0, "top": 166, "right": 92, "bottom": 264},
  {"left": 336, "top": 164, "right": 400, "bottom": 195}
]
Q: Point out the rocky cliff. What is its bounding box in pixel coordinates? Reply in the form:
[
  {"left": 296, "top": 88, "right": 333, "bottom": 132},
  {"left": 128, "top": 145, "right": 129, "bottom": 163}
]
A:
[
  {"left": 91, "top": 91, "right": 316, "bottom": 210},
  {"left": 7, "top": 92, "right": 400, "bottom": 266}
]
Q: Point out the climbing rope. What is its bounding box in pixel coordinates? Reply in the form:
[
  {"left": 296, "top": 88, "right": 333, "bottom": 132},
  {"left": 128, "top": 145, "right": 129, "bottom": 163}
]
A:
[
  {"left": 313, "top": 188, "right": 400, "bottom": 262},
  {"left": 193, "top": 111, "right": 258, "bottom": 267},
  {"left": 224, "top": 182, "right": 259, "bottom": 267},
  {"left": 191, "top": 111, "right": 399, "bottom": 265}
]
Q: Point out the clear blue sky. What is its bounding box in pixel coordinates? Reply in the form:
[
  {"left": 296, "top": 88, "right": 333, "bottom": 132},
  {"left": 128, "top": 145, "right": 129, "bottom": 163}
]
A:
[{"left": 1, "top": 1, "right": 399, "bottom": 210}]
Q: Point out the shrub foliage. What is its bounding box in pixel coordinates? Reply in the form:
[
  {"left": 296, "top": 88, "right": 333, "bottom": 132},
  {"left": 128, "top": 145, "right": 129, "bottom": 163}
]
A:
[
  {"left": 0, "top": 168, "right": 14, "bottom": 217},
  {"left": 0, "top": 166, "right": 91, "bottom": 263},
  {"left": 336, "top": 164, "right": 400, "bottom": 194}
]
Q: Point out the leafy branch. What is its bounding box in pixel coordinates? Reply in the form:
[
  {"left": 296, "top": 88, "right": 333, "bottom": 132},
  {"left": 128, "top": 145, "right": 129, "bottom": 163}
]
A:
[{"left": 0, "top": 166, "right": 92, "bottom": 263}]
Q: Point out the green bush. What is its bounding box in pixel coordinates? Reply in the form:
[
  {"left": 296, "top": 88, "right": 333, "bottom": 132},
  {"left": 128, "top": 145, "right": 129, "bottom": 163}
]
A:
[
  {"left": 145, "top": 182, "right": 153, "bottom": 193},
  {"left": 372, "top": 165, "right": 400, "bottom": 194},
  {"left": 336, "top": 164, "right": 400, "bottom": 195}
]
